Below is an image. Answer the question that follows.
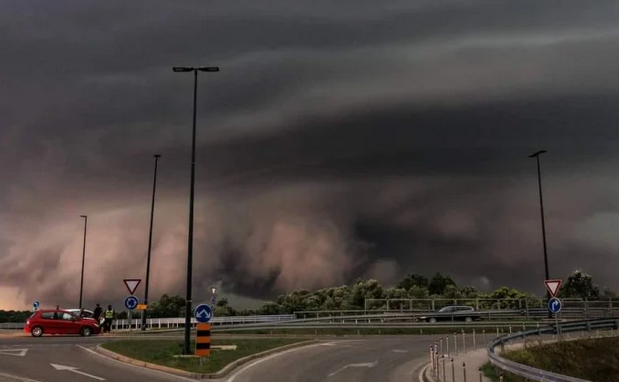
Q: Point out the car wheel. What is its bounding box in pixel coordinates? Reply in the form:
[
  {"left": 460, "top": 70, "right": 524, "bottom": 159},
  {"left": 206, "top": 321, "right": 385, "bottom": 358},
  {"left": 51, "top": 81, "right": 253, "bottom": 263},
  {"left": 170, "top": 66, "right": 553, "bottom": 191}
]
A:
[
  {"left": 429, "top": 318, "right": 437, "bottom": 323},
  {"left": 80, "top": 327, "right": 92, "bottom": 337},
  {"left": 465, "top": 317, "right": 473, "bottom": 322},
  {"left": 31, "top": 326, "right": 43, "bottom": 337}
]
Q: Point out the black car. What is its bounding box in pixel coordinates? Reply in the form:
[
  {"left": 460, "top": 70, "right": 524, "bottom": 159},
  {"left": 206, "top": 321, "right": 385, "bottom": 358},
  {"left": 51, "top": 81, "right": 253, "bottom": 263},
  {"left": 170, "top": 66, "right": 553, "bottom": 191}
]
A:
[{"left": 418, "top": 305, "right": 481, "bottom": 323}]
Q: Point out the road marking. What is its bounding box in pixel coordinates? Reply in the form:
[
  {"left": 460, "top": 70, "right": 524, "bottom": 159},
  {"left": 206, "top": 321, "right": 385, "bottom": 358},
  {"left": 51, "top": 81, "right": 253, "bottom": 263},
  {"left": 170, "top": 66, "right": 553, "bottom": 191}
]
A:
[
  {"left": 327, "top": 361, "right": 378, "bottom": 377},
  {"left": 0, "top": 371, "right": 42, "bottom": 382},
  {"left": 0, "top": 348, "right": 28, "bottom": 356},
  {"left": 319, "top": 342, "right": 337, "bottom": 346},
  {"left": 77, "top": 345, "right": 197, "bottom": 382},
  {"left": 392, "top": 349, "right": 407, "bottom": 353},
  {"left": 226, "top": 343, "right": 324, "bottom": 382},
  {"left": 50, "top": 363, "right": 106, "bottom": 381}
]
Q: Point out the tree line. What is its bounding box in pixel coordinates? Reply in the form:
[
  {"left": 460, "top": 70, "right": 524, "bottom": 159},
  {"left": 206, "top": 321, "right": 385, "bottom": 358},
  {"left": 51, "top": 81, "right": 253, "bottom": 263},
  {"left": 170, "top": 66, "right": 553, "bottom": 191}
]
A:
[
  {"left": 138, "top": 270, "right": 616, "bottom": 318},
  {"left": 0, "top": 270, "right": 614, "bottom": 322}
]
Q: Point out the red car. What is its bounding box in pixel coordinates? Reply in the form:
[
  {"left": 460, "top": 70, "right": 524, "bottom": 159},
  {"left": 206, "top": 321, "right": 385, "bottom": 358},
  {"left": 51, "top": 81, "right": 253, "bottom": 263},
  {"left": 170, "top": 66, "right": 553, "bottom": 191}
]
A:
[{"left": 25, "top": 309, "right": 101, "bottom": 337}]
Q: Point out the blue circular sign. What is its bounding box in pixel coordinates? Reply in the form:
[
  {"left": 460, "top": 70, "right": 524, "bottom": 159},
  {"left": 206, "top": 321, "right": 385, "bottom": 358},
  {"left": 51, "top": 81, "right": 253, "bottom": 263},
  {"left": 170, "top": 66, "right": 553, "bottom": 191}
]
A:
[
  {"left": 194, "top": 304, "right": 213, "bottom": 323},
  {"left": 548, "top": 297, "right": 562, "bottom": 313},
  {"left": 33, "top": 301, "right": 39, "bottom": 310},
  {"left": 125, "top": 295, "right": 139, "bottom": 310}
]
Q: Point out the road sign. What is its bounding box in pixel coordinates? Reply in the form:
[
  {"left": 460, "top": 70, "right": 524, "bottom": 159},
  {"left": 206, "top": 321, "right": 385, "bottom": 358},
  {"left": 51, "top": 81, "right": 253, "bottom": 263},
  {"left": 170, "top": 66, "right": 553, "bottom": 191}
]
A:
[
  {"left": 124, "top": 296, "right": 139, "bottom": 310},
  {"left": 123, "top": 279, "right": 141, "bottom": 295},
  {"left": 33, "top": 301, "right": 39, "bottom": 310},
  {"left": 210, "top": 295, "right": 216, "bottom": 305},
  {"left": 194, "top": 304, "right": 213, "bottom": 323},
  {"left": 136, "top": 304, "right": 147, "bottom": 310},
  {"left": 195, "top": 323, "right": 211, "bottom": 357},
  {"left": 548, "top": 297, "right": 562, "bottom": 313},
  {"left": 544, "top": 279, "right": 562, "bottom": 297}
]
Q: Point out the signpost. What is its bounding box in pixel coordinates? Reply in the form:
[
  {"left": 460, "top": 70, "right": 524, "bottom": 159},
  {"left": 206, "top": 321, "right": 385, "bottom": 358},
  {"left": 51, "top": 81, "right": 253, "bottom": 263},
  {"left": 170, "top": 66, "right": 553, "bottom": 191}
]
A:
[
  {"left": 545, "top": 279, "right": 563, "bottom": 339},
  {"left": 544, "top": 279, "right": 562, "bottom": 298},
  {"left": 123, "top": 279, "right": 141, "bottom": 295},
  {"left": 125, "top": 296, "right": 139, "bottom": 332},
  {"left": 194, "top": 304, "right": 213, "bottom": 358},
  {"left": 33, "top": 301, "right": 39, "bottom": 311}
]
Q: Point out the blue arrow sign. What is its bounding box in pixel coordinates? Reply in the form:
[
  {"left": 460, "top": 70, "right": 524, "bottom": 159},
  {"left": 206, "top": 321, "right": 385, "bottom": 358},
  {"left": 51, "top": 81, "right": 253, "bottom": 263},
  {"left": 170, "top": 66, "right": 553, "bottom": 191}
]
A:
[
  {"left": 33, "top": 301, "right": 39, "bottom": 310},
  {"left": 195, "top": 304, "right": 213, "bottom": 323},
  {"left": 125, "top": 295, "right": 139, "bottom": 310},
  {"left": 548, "top": 297, "right": 562, "bottom": 314}
]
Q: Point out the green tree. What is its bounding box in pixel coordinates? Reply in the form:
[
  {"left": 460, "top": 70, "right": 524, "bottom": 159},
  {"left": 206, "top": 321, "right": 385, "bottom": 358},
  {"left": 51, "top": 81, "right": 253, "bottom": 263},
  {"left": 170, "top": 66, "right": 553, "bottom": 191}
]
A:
[
  {"left": 428, "top": 273, "right": 457, "bottom": 295},
  {"left": 148, "top": 294, "right": 186, "bottom": 318},
  {"left": 560, "top": 270, "right": 600, "bottom": 300},
  {"left": 214, "top": 298, "right": 236, "bottom": 316},
  {"left": 350, "top": 279, "right": 385, "bottom": 309},
  {"left": 396, "top": 273, "right": 429, "bottom": 290}
]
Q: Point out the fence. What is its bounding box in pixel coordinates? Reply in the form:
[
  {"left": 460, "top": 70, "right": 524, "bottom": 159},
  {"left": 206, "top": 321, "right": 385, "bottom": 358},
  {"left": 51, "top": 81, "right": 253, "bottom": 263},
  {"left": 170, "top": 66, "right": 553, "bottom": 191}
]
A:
[
  {"left": 422, "top": 319, "right": 619, "bottom": 382},
  {"left": 486, "top": 319, "right": 619, "bottom": 381},
  {"left": 0, "top": 314, "right": 295, "bottom": 331}
]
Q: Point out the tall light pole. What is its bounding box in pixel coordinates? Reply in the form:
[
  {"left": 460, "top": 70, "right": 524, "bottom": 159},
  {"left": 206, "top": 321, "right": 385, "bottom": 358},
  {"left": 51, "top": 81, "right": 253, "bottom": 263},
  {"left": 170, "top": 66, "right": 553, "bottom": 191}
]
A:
[
  {"left": 79, "top": 215, "right": 88, "bottom": 309},
  {"left": 173, "top": 66, "right": 220, "bottom": 355},
  {"left": 142, "top": 154, "right": 161, "bottom": 331},
  {"left": 529, "top": 150, "right": 551, "bottom": 305}
]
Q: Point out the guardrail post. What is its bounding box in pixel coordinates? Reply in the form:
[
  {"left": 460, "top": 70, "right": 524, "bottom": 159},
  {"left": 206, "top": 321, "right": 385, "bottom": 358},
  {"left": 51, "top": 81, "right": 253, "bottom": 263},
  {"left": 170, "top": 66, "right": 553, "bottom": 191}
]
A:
[
  {"left": 451, "top": 359, "right": 455, "bottom": 382},
  {"left": 473, "top": 329, "right": 476, "bottom": 349},
  {"left": 509, "top": 324, "right": 512, "bottom": 334},
  {"left": 454, "top": 332, "right": 458, "bottom": 355},
  {"left": 463, "top": 362, "right": 467, "bottom": 382},
  {"left": 446, "top": 335, "right": 450, "bottom": 357},
  {"left": 478, "top": 367, "right": 482, "bottom": 382},
  {"left": 462, "top": 330, "right": 466, "bottom": 353},
  {"left": 483, "top": 329, "right": 486, "bottom": 345}
]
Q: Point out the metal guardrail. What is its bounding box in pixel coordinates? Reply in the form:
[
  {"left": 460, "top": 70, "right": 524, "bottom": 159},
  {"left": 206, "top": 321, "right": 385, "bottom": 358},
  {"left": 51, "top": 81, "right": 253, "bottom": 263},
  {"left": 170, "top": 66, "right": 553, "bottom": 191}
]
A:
[
  {"left": 487, "top": 318, "right": 619, "bottom": 381},
  {"left": 0, "top": 315, "right": 295, "bottom": 331}
]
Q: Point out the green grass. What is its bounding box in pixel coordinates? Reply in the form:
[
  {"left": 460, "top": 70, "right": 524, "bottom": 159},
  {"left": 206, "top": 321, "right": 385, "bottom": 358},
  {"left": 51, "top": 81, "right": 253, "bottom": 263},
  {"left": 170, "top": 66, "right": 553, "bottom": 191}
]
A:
[
  {"left": 483, "top": 337, "right": 619, "bottom": 382},
  {"left": 101, "top": 338, "right": 305, "bottom": 374},
  {"left": 215, "top": 326, "right": 534, "bottom": 336}
]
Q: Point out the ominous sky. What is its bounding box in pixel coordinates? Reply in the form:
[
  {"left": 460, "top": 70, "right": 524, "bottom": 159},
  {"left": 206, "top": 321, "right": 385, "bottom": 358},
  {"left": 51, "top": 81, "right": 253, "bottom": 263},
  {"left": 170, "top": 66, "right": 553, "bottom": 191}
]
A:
[{"left": 2, "top": 0, "right": 619, "bottom": 310}]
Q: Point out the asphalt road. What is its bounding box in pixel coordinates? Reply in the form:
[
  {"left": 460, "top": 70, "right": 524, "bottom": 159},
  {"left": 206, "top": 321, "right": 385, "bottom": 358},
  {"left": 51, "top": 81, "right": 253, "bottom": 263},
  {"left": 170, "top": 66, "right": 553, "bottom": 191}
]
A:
[{"left": 0, "top": 334, "right": 444, "bottom": 382}]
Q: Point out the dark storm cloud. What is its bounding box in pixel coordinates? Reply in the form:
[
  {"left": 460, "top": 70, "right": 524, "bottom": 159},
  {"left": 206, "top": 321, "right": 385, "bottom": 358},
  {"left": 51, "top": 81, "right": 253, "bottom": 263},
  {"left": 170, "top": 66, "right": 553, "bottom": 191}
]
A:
[{"left": 2, "top": 0, "right": 619, "bottom": 308}]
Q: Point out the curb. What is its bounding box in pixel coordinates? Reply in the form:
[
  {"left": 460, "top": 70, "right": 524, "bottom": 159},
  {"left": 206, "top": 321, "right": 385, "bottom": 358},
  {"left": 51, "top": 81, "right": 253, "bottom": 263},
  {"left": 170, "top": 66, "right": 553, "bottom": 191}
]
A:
[{"left": 96, "top": 339, "right": 319, "bottom": 379}]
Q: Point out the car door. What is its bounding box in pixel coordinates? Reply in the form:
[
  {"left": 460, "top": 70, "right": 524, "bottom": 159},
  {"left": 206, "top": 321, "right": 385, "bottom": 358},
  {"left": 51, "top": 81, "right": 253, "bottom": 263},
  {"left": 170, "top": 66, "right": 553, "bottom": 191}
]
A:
[
  {"left": 38, "top": 312, "right": 58, "bottom": 334},
  {"left": 56, "top": 311, "right": 80, "bottom": 335}
]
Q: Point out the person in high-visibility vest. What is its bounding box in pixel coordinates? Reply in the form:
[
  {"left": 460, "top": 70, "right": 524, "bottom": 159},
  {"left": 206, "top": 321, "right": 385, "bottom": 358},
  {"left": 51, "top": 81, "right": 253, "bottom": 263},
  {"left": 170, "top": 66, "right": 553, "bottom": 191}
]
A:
[{"left": 104, "top": 305, "right": 115, "bottom": 333}]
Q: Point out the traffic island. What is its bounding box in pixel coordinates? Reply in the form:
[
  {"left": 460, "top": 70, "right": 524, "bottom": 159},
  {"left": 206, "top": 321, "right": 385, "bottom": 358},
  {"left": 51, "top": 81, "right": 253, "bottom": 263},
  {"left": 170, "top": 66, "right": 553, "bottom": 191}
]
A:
[{"left": 97, "top": 338, "right": 316, "bottom": 379}]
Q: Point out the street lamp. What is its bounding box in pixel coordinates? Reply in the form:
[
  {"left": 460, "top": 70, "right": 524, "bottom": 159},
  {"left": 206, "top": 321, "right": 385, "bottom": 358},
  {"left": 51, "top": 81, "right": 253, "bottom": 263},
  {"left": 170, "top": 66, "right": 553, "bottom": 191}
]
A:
[
  {"left": 173, "top": 66, "right": 220, "bottom": 355},
  {"left": 528, "top": 150, "right": 551, "bottom": 304},
  {"left": 79, "top": 215, "right": 88, "bottom": 309},
  {"left": 142, "top": 154, "right": 161, "bottom": 331},
  {"left": 211, "top": 287, "right": 217, "bottom": 295}
]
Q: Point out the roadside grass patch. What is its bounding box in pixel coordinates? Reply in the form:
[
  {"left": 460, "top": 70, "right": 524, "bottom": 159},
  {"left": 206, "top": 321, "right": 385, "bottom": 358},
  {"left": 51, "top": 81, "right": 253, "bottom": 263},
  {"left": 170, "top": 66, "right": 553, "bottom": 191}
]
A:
[
  {"left": 482, "top": 337, "right": 619, "bottom": 382},
  {"left": 101, "top": 338, "right": 304, "bottom": 374}
]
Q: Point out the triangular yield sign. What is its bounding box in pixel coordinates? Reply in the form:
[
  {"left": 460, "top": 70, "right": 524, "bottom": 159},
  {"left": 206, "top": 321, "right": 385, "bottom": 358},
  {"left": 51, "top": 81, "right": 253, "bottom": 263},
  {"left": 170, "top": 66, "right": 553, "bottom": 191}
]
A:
[
  {"left": 544, "top": 279, "right": 562, "bottom": 297},
  {"left": 0, "top": 349, "right": 28, "bottom": 357},
  {"left": 123, "top": 279, "right": 141, "bottom": 295}
]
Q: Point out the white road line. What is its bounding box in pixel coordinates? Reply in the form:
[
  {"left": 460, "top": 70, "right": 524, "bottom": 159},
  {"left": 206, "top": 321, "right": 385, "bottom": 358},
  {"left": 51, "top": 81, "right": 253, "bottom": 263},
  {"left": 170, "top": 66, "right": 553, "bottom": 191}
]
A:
[
  {"left": 392, "top": 349, "right": 407, "bottom": 353},
  {"left": 77, "top": 345, "right": 197, "bottom": 382},
  {"left": 0, "top": 371, "right": 42, "bottom": 382},
  {"left": 0, "top": 349, "right": 28, "bottom": 356},
  {"left": 226, "top": 343, "right": 324, "bottom": 382},
  {"left": 326, "top": 361, "right": 378, "bottom": 378}
]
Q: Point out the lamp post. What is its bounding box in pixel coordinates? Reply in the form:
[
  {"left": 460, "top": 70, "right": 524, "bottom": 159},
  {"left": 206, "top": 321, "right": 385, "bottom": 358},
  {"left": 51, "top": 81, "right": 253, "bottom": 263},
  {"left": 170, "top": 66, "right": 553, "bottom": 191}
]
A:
[
  {"left": 211, "top": 286, "right": 217, "bottom": 305},
  {"left": 173, "top": 66, "right": 220, "bottom": 355},
  {"left": 528, "top": 150, "right": 551, "bottom": 305},
  {"left": 142, "top": 154, "right": 161, "bottom": 331},
  {"left": 79, "top": 215, "right": 88, "bottom": 309}
]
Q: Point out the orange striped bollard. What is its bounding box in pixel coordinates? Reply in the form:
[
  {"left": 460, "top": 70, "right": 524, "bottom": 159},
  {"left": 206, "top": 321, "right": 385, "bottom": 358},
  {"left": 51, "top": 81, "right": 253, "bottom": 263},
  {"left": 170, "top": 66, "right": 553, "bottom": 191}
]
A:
[{"left": 196, "top": 323, "right": 211, "bottom": 357}]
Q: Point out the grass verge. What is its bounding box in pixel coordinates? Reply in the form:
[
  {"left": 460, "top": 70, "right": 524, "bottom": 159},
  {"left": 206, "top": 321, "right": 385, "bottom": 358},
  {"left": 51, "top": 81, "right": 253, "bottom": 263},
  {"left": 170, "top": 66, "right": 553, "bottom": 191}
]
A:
[
  {"left": 101, "top": 338, "right": 304, "bottom": 374},
  {"left": 483, "top": 337, "right": 619, "bottom": 382}
]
